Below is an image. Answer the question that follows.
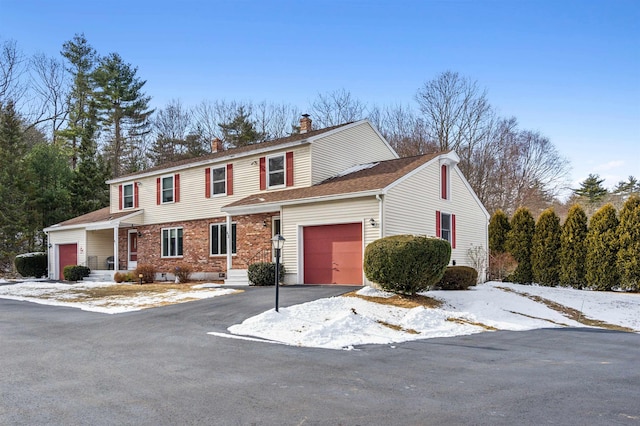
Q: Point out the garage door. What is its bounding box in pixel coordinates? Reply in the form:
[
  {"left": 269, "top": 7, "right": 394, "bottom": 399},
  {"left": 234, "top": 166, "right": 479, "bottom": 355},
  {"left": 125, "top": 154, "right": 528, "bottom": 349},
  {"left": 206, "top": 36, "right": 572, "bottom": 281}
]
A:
[
  {"left": 303, "top": 223, "right": 362, "bottom": 285},
  {"left": 58, "top": 244, "right": 77, "bottom": 280}
]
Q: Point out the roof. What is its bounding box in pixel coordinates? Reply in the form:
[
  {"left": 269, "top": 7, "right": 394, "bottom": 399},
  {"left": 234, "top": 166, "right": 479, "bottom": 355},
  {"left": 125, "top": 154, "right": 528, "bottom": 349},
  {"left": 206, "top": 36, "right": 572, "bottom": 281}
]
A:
[
  {"left": 223, "top": 152, "right": 443, "bottom": 212},
  {"left": 46, "top": 207, "right": 141, "bottom": 229},
  {"left": 112, "top": 122, "right": 352, "bottom": 181}
]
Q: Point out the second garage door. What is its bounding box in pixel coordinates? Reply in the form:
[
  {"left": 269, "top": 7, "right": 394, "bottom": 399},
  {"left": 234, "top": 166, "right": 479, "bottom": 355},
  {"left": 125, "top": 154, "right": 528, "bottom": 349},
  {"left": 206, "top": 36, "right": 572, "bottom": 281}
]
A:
[{"left": 303, "top": 223, "right": 362, "bottom": 285}]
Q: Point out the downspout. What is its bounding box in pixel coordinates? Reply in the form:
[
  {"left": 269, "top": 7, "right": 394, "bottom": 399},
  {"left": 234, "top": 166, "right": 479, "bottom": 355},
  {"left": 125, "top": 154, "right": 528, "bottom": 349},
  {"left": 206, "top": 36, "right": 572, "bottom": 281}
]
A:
[
  {"left": 226, "top": 214, "right": 232, "bottom": 271},
  {"left": 376, "top": 194, "right": 384, "bottom": 238},
  {"left": 44, "top": 230, "right": 52, "bottom": 279}
]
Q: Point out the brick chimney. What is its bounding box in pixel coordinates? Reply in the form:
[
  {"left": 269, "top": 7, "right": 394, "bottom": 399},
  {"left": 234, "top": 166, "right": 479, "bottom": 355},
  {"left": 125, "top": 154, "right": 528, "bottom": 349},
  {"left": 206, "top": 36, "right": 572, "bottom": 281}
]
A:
[
  {"left": 211, "top": 138, "right": 223, "bottom": 153},
  {"left": 300, "top": 114, "right": 312, "bottom": 134}
]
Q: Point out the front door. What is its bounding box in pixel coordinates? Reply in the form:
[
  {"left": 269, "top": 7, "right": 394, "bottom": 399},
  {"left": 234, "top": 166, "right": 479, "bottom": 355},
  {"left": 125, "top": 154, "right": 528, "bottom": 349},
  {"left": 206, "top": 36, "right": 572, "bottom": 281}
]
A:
[{"left": 128, "top": 231, "right": 138, "bottom": 270}]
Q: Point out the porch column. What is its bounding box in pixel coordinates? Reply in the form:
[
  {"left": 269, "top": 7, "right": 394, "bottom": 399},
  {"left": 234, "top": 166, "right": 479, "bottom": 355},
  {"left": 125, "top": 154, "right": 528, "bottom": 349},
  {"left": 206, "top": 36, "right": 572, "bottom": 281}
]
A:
[
  {"left": 226, "top": 214, "right": 232, "bottom": 271},
  {"left": 113, "top": 226, "right": 119, "bottom": 271}
]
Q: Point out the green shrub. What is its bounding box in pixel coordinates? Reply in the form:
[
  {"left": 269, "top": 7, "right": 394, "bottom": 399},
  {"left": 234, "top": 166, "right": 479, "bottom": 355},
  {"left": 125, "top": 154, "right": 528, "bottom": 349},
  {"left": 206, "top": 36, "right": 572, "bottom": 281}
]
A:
[
  {"left": 248, "top": 262, "right": 285, "bottom": 286},
  {"left": 617, "top": 195, "right": 640, "bottom": 291},
  {"left": 173, "top": 263, "right": 192, "bottom": 283},
  {"left": 489, "top": 210, "right": 511, "bottom": 254},
  {"left": 14, "top": 252, "right": 48, "bottom": 278},
  {"left": 436, "top": 266, "right": 478, "bottom": 290},
  {"left": 532, "top": 208, "right": 561, "bottom": 286},
  {"left": 586, "top": 204, "right": 619, "bottom": 291},
  {"left": 364, "top": 235, "right": 451, "bottom": 296},
  {"left": 560, "top": 204, "right": 588, "bottom": 288},
  {"left": 63, "top": 265, "right": 90, "bottom": 281},
  {"left": 134, "top": 264, "right": 156, "bottom": 283},
  {"left": 506, "top": 207, "right": 535, "bottom": 284}
]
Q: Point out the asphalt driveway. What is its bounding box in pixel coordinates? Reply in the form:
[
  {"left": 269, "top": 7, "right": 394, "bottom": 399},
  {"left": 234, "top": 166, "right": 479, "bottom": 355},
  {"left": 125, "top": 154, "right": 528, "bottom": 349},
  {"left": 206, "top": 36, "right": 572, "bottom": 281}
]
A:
[{"left": 1, "top": 285, "right": 639, "bottom": 425}]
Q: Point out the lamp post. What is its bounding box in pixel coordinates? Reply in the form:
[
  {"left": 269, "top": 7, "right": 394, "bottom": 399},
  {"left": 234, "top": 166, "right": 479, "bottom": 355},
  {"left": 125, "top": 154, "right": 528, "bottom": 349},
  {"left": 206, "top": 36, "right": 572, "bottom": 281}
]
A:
[{"left": 271, "top": 234, "right": 286, "bottom": 312}]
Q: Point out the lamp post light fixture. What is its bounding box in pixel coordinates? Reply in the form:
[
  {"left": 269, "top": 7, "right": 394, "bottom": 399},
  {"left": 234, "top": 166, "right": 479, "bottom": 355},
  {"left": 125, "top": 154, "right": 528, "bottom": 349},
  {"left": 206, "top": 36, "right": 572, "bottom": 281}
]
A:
[
  {"left": 271, "top": 234, "right": 286, "bottom": 312},
  {"left": 139, "top": 273, "right": 143, "bottom": 285}
]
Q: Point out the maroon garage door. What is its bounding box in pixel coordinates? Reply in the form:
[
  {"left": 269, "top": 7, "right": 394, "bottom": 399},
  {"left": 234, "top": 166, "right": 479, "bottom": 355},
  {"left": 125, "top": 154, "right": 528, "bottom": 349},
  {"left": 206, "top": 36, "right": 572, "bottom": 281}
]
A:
[
  {"left": 58, "top": 244, "right": 77, "bottom": 280},
  {"left": 303, "top": 223, "right": 362, "bottom": 285}
]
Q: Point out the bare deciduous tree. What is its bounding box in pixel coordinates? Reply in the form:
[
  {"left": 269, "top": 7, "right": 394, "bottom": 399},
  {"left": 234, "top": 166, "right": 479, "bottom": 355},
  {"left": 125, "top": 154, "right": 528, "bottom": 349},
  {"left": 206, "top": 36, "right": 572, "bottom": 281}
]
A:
[
  {"left": 0, "top": 39, "right": 28, "bottom": 106},
  {"left": 310, "top": 89, "right": 367, "bottom": 128},
  {"left": 29, "top": 53, "right": 69, "bottom": 143}
]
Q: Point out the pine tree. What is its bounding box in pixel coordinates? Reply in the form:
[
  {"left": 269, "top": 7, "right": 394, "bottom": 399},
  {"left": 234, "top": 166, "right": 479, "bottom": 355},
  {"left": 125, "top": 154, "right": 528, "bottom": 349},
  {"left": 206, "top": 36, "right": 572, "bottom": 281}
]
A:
[
  {"left": 0, "top": 102, "right": 29, "bottom": 270},
  {"left": 489, "top": 210, "right": 510, "bottom": 253},
  {"left": 585, "top": 204, "right": 619, "bottom": 290},
  {"left": 560, "top": 204, "right": 588, "bottom": 288},
  {"left": 573, "top": 174, "right": 608, "bottom": 205},
  {"left": 506, "top": 207, "right": 535, "bottom": 284},
  {"left": 93, "top": 53, "right": 154, "bottom": 177},
  {"left": 616, "top": 195, "right": 640, "bottom": 291},
  {"left": 218, "top": 106, "right": 265, "bottom": 148},
  {"left": 613, "top": 176, "right": 640, "bottom": 198},
  {"left": 531, "top": 208, "right": 561, "bottom": 286}
]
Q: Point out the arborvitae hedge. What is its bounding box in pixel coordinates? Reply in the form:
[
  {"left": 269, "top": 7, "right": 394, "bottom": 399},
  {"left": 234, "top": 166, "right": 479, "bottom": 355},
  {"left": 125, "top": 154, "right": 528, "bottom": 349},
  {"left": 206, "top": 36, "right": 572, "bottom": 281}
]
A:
[
  {"left": 489, "top": 210, "right": 510, "bottom": 253},
  {"left": 560, "top": 204, "right": 588, "bottom": 288},
  {"left": 364, "top": 235, "right": 451, "bottom": 295},
  {"left": 585, "top": 204, "right": 619, "bottom": 290},
  {"left": 617, "top": 195, "right": 640, "bottom": 291},
  {"left": 506, "top": 207, "right": 535, "bottom": 284},
  {"left": 532, "top": 208, "right": 561, "bottom": 286}
]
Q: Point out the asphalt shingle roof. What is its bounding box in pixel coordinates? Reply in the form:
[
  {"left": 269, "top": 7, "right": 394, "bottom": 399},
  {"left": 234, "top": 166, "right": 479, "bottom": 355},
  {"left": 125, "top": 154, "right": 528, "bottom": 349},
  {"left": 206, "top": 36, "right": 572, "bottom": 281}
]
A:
[{"left": 53, "top": 207, "right": 140, "bottom": 227}]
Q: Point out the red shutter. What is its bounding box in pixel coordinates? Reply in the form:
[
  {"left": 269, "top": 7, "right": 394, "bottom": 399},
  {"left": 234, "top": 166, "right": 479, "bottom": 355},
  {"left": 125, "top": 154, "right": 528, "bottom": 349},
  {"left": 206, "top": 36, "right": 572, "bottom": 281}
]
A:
[
  {"left": 441, "top": 165, "right": 447, "bottom": 199},
  {"left": 134, "top": 183, "right": 139, "bottom": 208},
  {"left": 119, "top": 185, "right": 123, "bottom": 210},
  {"left": 452, "top": 214, "right": 456, "bottom": 248},
  {"left": 436, "top": 210, "right": 441, "bottom": 238},
  {"left": 259, "top": 157, "right": 266, "bottom": 190},
  {"left": 227, "top": 164, "right": 234, "bottom": 195},
  {"left": 175, "top": 174, "right": 180, "bottom": 202},
  {"left": 205, "top": 168, "right": 211, "bottom": 198},
  {"left": 286, "top": 151, "right": 294, "bottom": 187},
  {"left": 156, "top": 178, "right": 161, "bottom": 205}
]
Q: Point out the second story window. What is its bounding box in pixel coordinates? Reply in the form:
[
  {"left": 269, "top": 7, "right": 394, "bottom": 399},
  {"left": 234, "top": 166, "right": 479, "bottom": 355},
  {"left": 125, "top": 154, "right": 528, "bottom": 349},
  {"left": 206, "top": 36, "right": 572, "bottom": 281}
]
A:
[
  {"left": 212, "top": 166, "right": 226, "bottom": 195},
  {"left": 122, "top": 183, "right": 134, "bottom": 209},
  {"left": 268, "top": 155, "right": 285, "bottom": 187},
  {"left": 162, "top": 175, "right": 174, "bottom": 203}
]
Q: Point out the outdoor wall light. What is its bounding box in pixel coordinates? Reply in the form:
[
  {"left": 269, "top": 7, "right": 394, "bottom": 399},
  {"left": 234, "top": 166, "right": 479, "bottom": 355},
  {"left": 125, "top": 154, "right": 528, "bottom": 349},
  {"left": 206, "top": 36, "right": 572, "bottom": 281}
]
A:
[
  {"left": 369, "top": 218, "right": 377, "bottom": 227},
  {"left": 137, "top": 232, "right": 143, "bottom": 237},
  {"left": 263, "top": 220, "right": 268, "bottom": 227}
]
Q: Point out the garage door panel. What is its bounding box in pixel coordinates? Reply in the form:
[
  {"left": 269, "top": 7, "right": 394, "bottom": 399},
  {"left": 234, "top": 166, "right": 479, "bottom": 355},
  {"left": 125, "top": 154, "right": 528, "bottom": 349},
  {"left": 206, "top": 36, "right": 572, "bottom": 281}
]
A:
[
  {"left": 58, "top": 243, "right": 77, "bottom": 280},
  {"left": 303, "top": 223, "right": 362, "bottom": 285}
]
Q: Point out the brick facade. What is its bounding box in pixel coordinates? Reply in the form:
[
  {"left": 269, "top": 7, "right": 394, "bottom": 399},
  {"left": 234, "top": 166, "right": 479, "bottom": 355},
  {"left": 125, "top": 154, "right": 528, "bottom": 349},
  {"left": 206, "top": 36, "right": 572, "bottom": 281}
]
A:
[{"left": 118, "top": 212, "right": 278, "bottom": 275}]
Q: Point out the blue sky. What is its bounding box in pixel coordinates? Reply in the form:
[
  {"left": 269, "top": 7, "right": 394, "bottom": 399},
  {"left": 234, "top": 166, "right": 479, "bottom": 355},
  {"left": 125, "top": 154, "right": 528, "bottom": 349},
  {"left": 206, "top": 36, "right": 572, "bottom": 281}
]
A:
[{"left": 1, "top": 0, "right": 638, "bottom": 190}]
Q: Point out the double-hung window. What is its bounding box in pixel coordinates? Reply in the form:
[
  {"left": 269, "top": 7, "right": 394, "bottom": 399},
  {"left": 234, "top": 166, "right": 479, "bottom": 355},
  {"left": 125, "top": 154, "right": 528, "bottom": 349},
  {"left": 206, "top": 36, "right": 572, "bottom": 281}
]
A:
[
  {"left": 440, "top": 213, "right": 452, "bottom": 243},
  {"left": 212, "top": 166, "right": 226, "bottom": 196},
  {"left": 162, "top": 175, "right": 174, "bottom": 203},
  {"left": 211, "top": 223, "right": 237, "bottom": 255},
  {"left": 268, "top": 155, "right": 285, "bottom": 188},
  {"left": 162, "top": 227, "right": 183, "bottom": 257},
  {"left": 122, "top": 183, "right": 134, "bottom": 209}
]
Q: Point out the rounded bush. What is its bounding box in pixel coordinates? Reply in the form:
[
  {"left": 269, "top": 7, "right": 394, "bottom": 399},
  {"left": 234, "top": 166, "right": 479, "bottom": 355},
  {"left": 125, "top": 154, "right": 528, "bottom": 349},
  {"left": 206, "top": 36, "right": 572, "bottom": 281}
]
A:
[
  {"left": 364, "top": 235, "right": 451, "bottom": 295},
  {"left": 134, "top": 264, "right": 156, "bottom": 283},
  {"left": 436, "top": 266, "right": 478, "bottom": 290},
  {"left": 173, "top": 263, "right": 192, "bottom": 283},
  {"left": 14, "top": 252, "right": 48, "bottom": 278},
  {"left": 248, "top": 262, "right": 285, "bottom": 286},
  {"left": 63, "top": 265, "right": 90, "bottom": 281}
]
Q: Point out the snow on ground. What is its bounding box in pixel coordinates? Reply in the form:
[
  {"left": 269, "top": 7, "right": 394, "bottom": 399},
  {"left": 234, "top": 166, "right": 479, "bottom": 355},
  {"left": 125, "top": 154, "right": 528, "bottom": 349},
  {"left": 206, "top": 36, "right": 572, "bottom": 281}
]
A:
[
  {"left": 227, "top": 282, "right": 640, "bottom": 350},
  {"left": 1, "top": 280, "right": 638, "bottom": 349},
  {"left": 0, "top": 281, "right": 238, "bottom": 314}
]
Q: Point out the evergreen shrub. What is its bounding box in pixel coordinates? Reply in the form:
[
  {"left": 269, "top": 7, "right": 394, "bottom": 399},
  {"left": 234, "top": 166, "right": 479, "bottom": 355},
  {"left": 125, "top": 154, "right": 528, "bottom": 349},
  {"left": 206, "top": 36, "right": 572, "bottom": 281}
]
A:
[
  {"left": 560, "top": 204, "right": 588, "bottom": 288},
  {"left": 63, "top": 265, "right": 90, "bottom": 281},
  {"left": 506, "top": 207, "right": 535, "bottom": 284},
  {"left": 617, "top": 195, "right": 640, "bottom": 291},
  {"left": 248, "top": 262, "right": 285, "bottom": 286},
  {"left": 532, "top": 208, "right": 561, "bottom": 286},
  {"left": 14, "top": 252, "right": 48, "bottom": 278},
  {"left": 363, "top": 235, "right": 451, "bottom": 295},
  {"left": 586, "top": 204, "right": 619, "bottom": 290},
  {"left": 436, "top": 266, "right": 478, "bottom": 290},
  {"left": 489, "top": 210, "right": 511, "bottom": 253},
  {"left": 134, "top": 264, "right": 156, "bottom": 283}
]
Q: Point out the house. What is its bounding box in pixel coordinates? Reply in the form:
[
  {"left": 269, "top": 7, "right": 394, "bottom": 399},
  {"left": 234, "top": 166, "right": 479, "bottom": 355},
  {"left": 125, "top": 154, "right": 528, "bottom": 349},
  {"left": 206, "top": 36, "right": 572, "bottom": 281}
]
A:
[{"left": 44, "top": 116, "right": 489, "bottom": 285}]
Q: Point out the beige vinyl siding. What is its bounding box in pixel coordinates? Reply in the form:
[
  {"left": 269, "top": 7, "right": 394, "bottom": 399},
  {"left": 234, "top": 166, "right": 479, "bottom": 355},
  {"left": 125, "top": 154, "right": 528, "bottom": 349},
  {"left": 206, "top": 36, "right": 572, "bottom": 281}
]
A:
[
  {"left": 384, "top": 162, "right": 488, "bottom": 269},
  {"left": 112, "top": 145, "right": 312, "bottom": 224},
  {"left": 86, "top": 229, "right": 114, "bottom": 268},
  {"left": 281, "top": 196, "right": 380, "bottom": 284},
  {"left": 48, "top": 228, "right": 86, "bottom": 276},
  {"left": 311, "top": 122, "right": 397, "bottom": 185}
]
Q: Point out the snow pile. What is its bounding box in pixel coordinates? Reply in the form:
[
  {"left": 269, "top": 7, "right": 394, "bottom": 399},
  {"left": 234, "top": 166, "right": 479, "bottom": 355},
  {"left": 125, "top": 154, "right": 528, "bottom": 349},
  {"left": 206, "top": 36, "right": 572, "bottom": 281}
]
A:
[{"left": 227, "top": 282, "right": 640, "bottom": 350}]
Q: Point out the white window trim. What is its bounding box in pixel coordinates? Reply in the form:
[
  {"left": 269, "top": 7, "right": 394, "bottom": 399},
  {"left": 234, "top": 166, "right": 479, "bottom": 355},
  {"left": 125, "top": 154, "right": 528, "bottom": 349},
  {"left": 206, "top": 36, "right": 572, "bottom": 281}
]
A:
[
  {"left": 440, "top": 164, "right": 451, "bottom": 201},
  {"left": 211, "top": 166, "right": 227, "bottom": 197},
  {"left": 122, "top": 182, "right": 135, "bottom": 209},
  {"left": 440, "top": 212, "right": 452, "bottom": 244},
  {"left": 266, "top": 153, "right": 286, "bottom": 189},
  {"left": 161, "top": 174, "right": 175, "bottom": 204},
  {"left": 210, "top": 222, "right": 237, "bottom": 256},
  {"left": 161, "top": 227, "right": 183, "bottom": 258}
]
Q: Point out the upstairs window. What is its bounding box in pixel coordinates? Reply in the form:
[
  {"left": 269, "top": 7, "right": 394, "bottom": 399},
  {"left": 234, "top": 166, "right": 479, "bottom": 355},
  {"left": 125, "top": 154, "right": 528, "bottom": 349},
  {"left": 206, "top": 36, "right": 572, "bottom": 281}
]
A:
[
  {"left": 441, "top": 164, "right": 450, "bottom": 200},
  {"left": 212, "top": 166, "right": 226, "bottom": 195},
  {"left": 268, "top": 155, "right": 285, "bottom": 187},
  {"left": 157, "top": 174, "right": 180, "bottom": 204},
  {"left": 162, "top": 175, "right": 174, "bottom": 203},
  {"left": 122, "top": 183, "right": 134, "bottom": 209}
]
